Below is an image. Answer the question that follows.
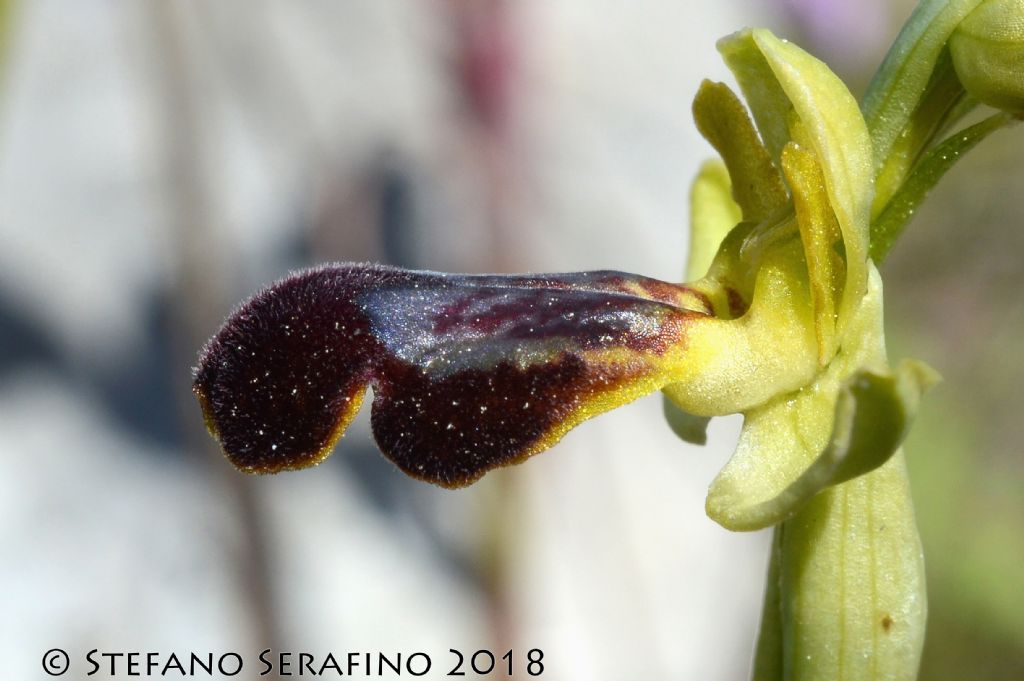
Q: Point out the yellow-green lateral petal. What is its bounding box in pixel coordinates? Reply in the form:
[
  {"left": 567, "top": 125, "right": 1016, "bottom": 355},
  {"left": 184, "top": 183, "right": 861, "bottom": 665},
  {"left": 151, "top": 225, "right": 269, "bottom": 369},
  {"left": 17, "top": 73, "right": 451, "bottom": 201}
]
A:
[
  {"left": 750, "top": 29, "right": 872, "bottom": 343},
  {"left": 692, "top": 81, "right": 789, "bottom": 223},
  {"left": 782, "top": 142, "right": 842, "bottom": 364},
  {"left": 686, "top": 159, "right": 743, "bottom": 280}
]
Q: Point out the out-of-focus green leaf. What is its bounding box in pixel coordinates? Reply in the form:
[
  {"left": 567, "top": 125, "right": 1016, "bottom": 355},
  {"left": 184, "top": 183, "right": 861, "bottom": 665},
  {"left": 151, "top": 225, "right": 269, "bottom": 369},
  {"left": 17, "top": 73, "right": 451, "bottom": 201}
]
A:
[{"left": 906, "top": 388, "right": 1024, "bottom": 654}]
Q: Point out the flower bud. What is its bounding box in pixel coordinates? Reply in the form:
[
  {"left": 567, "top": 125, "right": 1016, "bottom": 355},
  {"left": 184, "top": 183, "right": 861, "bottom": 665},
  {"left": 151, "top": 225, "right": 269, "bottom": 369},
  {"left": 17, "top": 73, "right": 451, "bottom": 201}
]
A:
[{"left": 950, "top": 0, "right": 1024, "bottom": 111}]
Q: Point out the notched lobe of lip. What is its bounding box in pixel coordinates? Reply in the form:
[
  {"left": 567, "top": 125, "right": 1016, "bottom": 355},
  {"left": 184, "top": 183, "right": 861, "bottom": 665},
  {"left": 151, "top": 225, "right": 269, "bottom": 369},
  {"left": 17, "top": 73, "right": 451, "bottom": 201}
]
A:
[{"left": 193, "top": 263, "right": 708, "bottom": 487}]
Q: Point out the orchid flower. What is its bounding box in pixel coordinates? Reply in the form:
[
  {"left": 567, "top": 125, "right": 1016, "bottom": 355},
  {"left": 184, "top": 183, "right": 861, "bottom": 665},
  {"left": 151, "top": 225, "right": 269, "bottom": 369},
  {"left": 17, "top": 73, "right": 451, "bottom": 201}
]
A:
[{"left": 194, "top": 2, "right": 1021, "bottom": 679}]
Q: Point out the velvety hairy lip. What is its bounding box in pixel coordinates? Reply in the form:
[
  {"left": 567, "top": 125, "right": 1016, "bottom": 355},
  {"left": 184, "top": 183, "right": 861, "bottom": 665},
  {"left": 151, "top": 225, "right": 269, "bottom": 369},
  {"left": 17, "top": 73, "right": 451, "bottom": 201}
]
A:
[{"left": 193, "top": 263, "right": 709, "bottom": 487}]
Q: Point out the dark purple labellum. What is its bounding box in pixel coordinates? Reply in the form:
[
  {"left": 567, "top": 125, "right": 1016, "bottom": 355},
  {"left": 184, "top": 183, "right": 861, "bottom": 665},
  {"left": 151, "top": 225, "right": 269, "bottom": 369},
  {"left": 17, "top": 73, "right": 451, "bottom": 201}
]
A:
[{"left": 193, "top": 263, "right": 709, "bottom": 487}]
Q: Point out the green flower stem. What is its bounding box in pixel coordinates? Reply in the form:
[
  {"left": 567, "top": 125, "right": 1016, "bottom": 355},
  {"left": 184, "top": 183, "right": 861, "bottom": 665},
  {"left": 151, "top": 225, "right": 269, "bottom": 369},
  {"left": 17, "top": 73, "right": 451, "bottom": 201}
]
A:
[
  {"left": 871, "top": 111, "right": 1015, "bottom": 261},
  {"left": 870, "top": 49, "right": 971, "bottom": 219},
  {"left": 862, "top": 0, "right": 985, "bottom": 170}
]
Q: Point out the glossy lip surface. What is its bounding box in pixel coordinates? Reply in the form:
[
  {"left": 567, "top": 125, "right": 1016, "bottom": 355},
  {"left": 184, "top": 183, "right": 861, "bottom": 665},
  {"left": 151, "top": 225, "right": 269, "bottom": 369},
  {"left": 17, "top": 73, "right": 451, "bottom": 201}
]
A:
[{"left": 193, "top": 263, "right": 710, "bottom": 486}]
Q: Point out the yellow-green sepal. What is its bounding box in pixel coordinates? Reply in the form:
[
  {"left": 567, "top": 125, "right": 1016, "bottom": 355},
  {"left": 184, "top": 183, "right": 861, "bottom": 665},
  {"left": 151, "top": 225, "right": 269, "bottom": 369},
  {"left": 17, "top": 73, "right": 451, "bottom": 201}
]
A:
[
  {"left": 717, "top": 31, "right": 795, "bottom": 165},
  {"left": 718, "top": 28, "right": 872, "bottom": 343},
  {"left": 685, "top": 158, "right": 743, "bottom": 281}
]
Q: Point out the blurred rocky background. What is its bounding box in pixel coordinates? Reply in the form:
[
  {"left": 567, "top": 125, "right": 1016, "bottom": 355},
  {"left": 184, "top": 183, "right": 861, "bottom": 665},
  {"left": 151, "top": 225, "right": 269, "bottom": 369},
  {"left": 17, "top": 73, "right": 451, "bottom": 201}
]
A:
[{"left": 1, "top": 1, "right": 1020, "bottom": 679}]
